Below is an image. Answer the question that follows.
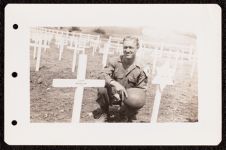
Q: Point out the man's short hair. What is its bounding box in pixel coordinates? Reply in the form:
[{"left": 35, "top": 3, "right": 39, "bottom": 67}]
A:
[{"left": 123, "top": 36, "right": 140, "bottom": 49}]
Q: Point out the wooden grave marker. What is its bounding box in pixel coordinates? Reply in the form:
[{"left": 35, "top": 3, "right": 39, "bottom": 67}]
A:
[
  {"left": 52, "top": 54, "right": 105, "bottom": 123},
  {"left": 151, "top": 61, "right": 174, "bottom": 123}
]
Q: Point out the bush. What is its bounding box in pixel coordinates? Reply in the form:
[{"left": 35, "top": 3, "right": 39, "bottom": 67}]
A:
[
  {"left": 93, "top": 28, "right": 106, "bottom": 35},
  {"left": 70, "top": 27, "right": 81, "bottom": 32}
]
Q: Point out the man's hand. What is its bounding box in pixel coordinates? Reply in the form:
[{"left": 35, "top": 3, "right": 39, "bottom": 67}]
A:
[{"left": 110, "top": 81, "right": 128, "bottom": 100}]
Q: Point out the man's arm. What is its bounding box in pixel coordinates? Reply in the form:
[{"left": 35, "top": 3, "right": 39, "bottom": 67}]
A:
[
  {"left": 99, "top": 59, "right": 115, "bottom": 85},
  {"left": 99, "top": 58, "right": 128, "bottom": 98}
]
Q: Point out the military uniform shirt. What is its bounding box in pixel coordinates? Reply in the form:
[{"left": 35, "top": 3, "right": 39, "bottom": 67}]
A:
[{"left": 100, "top": 56, "right": 148, "bottom": 89}]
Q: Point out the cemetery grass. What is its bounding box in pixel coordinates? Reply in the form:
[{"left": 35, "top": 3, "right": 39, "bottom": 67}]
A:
[{"left": 30, "top": 44, "right": 198, "bottom": 123}]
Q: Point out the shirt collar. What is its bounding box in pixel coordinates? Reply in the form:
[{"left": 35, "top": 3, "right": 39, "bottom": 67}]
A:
[{"left": 119, "top": 55, "right": 140, "bottom": 76}]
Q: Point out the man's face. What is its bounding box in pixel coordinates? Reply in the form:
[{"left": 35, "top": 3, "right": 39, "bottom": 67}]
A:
[{"left": 123, "top": 39, "right": 138, "bottom": 59}]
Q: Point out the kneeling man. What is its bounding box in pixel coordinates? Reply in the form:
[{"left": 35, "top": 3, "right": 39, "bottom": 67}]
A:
[{"left": 95, "top": 36, "right": 148, "bottom": 122}]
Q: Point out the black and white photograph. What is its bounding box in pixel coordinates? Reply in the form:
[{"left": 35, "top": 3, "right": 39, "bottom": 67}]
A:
[
  {"left": 4, "top": 4, "right": 221, "bottom": 145},
  {"left": 30, "top": 26, "right": 198, "bottom": 123}
]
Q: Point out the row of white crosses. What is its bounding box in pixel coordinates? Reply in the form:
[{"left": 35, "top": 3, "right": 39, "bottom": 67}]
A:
[
  {"left": 100, "top": 36, "right": 123, "bottom": 68},
  {"left": 140, "top": 41, "right": 196, "bottom": 76},
  {"left": 109, "top": 37, "right": 123, "bottom": 55},
  {"left": 30, "top": 27, "right": 53, "bottom": 71},
  {"left": 31, "top": 27, "right": 126, "bottom": 73},
  {"left": 30, "top": 27, "right": 69, "bottom": 71},
  {"left": 141, "top": 42, "right": 197, "bottom": 123},
  {"left": 30, "top": 27, "right": 102, "bottom": 72},
  {"left": 89, "top": 34, "right": 101, "bottom": 56},
  {"left": 30, "top": 27, "right": 53, "bottom": 54},
  {"left": 55, "top": 31, "right": 71, "bottom": 61},
  {"left": 53, "top": 30, "right": 102, "bottom": 72},
  {"left": 30, "top": 27, "right": 75, "bottom": 71},
  {"left": 31, "top": 27, "right": 127, "bottom": 72},
  {"left": 65, "top": 32, "right": 100, "bottom": 72},
  {"left": 70, "top": 33, "right": 88, "bottom": 72},
  {"left": 162, "top": 43, "right": 197, "bottom": 78}
]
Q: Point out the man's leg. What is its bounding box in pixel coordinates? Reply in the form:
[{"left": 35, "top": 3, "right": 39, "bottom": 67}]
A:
[
  {"left": 119, "top": 103, "right": 138, "bottom": 122},
  {"left": 93, "top": 86, "right": 116, "bottom": 121},
  {"left": 96, "top": 87, "right": 110, "bottom": 114}
]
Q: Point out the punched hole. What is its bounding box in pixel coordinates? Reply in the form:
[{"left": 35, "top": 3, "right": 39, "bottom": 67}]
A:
[
  {"left": 11, "top": 120, "right": 17, "bottom": 126},
  {"left": 12, "top": 72, "right": 17, "bottom": 78},
  {"left": 13, "top": 24, "right": 18, "bottom": 29}
]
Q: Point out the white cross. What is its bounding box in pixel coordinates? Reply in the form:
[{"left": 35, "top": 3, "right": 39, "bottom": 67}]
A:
[
  {"left": 52, "top": 54, "right": 105, "bottom": 123},
  {"left": 71, "top": 47, "right": 85, "bottom": 72},
  {"left": 58, "top": 34, "right": 67, "bottom": 61},
  {"left": 43, "top": 32, "right": 52, "bottom": 52},
  {"left": 78, "top": 33, "right": 90, "bottom": 49},
  {"left": 89, "top": 35, "right": 100, "bottom": 56},
  {"left": 109, "top": 37, "right": 123, "bottom": 55},
  {"left": 66, "top": 35, "right": 80, "bottom": 72},
  {"left": 151, "top": 61, "right": 174, "bottom": 123},
  {"left": 102, "top": 37, "right": 111, "bottom": 68},
  {"left": 152, "top": 42, "right": 164, "bottom": 75},
  {"left": 31, "top": 29, "right": 50, "bottom": 57},
  {"left": 30, "top": 32, "right": 49, "bottom": 71},
  {"left": 66, "top": 34, "right": 86, "bottom": 72},
  {"left": 67, "top": 35, "right": 78, "bottom": 50}
]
